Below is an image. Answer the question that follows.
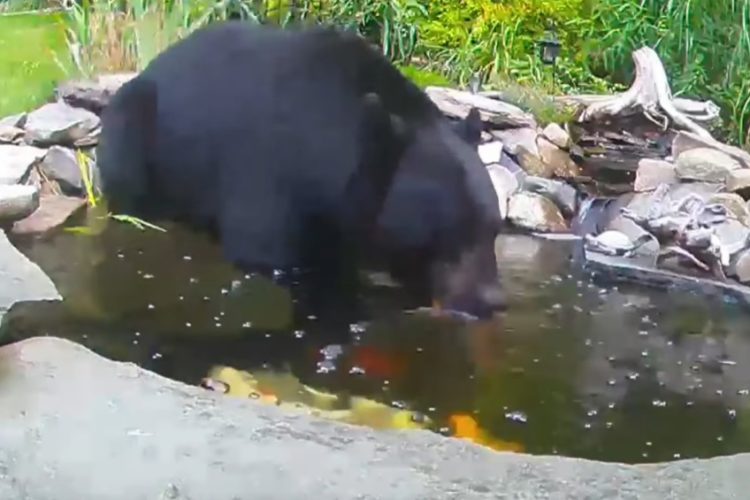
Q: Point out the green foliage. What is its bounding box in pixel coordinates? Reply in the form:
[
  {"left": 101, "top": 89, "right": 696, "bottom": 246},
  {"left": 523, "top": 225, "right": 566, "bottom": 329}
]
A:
[
  {"left": 0, "top": 11, "right": 69, "bottom": 117},
  {"left": 398, "top": 65, "right": 452, "bottom": 88},
  {"left": 9, "top": 0, "right": 750, "bottom": 145},
  {"left": 582, "top": 0, "right": 750, "bottom": 146},
  {"left": 490, "top": 79, "right": 578, "bottom": 127},
  {"left": 62, "top": 0, "right": 224, "bottom": 76},
  {"left": 414, "top": 0, "right": 609, "bottom": 92}
]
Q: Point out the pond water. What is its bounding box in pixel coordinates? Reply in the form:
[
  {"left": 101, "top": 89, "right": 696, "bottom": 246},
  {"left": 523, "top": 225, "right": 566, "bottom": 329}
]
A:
[{"left": 3, "top": 213, "right": 750, "bottom": 464}]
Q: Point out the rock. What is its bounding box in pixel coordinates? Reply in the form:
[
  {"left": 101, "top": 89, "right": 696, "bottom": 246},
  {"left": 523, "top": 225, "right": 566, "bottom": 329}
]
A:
[
  {"left": 2, "top": 336, "right": 749, "bottom": 500},
  {"left": 507, "top": 192, "right": 567, "bottom": 233},
  {"left": 0, "top": 231, "right": 60, "bottom": 320},
  {"left": 672, "top": 130, "right": 750, "bottom": 169},
  {"left": 486, "top": 164, "right": 519, "bottom": 219},
  {"left": 729, "top": 248, "right": 750, "bottom": 283},
  {"left": 54, "top": 72, "right": 137, "bottom": 114},
  {"left": 708, "top": 193, "right": 750, "bottom": 226},
  {"left": 522, "top": 176, "right": 577, "bottom": 217},
  {"left": 0, "top": 125, "right": 24, "bottom": 144},
  {"left": 477, "top": 140, "right": 502, "bottom": 165},
  {"left": 0, "top": 144, "right": 47, "bottom": 185},
  {"left": 607, "top": 215, "right": 660, "bottom": 264},
  {"left": 491, "top": 127, "right": 539, "bottom": 157},
  {"left": 425, "top": 86, "right": 538, "bottom": 128},
  {"left": 499, "top": 149, "right": 524, "bottom": 175},
  {"left": 727, "top": 169, "right": 750, "bottom": 193},
  {"left": 39, "top": 146, "right": 84, "bottom": 194},
  {"left": 585, "top": 230, "right": 633, "bottom": 254},
  {"left": 11, "top": 194, "right": 86, "bottom": 236},
  {"left": 23, "top": 101, "right": 100, "bottom": 147},
  {"left": 585, "top": 249, "right": 750, "bottom": 308},
  {"left": 538, "top": 137, "right": 580, "bottom": 179},
  {"left": 0, "top": 184, "right": 40, "bottom": 224},
  {"left": 634, "top": 159, "right": 677, "bottom": 192},
  {"left": 515, "top": 145, "right": 553, "bottom": 177},
  {"left": 0, "top": 113, "right": 26, "bottom": 129},
  {"left": 675, "top": 147, "right": 741, "bottom": 183},
  {"left": 713, "top": 219, "right": 750, "bottom": 266},
  {"left": 541, "top": 123, "right": 570, "bottom": 149}
]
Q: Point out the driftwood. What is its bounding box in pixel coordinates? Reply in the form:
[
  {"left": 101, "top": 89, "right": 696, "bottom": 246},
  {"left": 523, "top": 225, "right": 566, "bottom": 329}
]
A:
[
  {"left": 425, "top": 86, "right": 538, "bottom": 129},
  {"left": 558, "top": 47, "right": 721, "bottom": 140}
]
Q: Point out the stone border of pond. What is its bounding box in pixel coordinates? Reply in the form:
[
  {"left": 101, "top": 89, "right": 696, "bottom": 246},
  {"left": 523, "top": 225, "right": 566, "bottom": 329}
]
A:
[{"left": 0, "top": 335, "right": 748, "bottom": 500}]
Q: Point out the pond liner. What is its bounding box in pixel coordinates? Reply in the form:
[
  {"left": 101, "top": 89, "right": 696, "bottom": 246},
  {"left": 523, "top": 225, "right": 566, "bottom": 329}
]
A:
[{"left": 583, "top": 249, "right": 750, "bottom": 308}]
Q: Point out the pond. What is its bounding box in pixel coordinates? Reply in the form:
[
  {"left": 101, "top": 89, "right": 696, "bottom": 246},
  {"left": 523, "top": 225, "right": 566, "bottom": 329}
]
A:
[{"left": 2, "top": 212, "right": 750, "bottom": 465}]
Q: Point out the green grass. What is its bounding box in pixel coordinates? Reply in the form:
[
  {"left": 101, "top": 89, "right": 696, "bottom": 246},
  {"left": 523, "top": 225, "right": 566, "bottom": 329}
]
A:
[{"left": 0, "top": 12, "right": 71, "bottom": 118}]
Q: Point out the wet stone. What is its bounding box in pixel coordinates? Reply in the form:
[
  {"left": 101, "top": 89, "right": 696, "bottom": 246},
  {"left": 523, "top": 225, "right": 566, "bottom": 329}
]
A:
[{"left": 11, "top": 194, "right": 86, "bottom": 236}]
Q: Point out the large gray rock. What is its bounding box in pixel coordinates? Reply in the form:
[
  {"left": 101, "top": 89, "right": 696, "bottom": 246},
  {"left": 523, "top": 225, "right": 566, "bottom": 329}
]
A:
[
  {"left": 675, "top": 147, "right": 741, "bottom": 183},
  {"left": 541, "top": 122, "right": 570, "bottom": 149},
  {"left": 40, "top": 146, "right": 85, "bottom": 194},
  {"left": 0, "top": 144, "right": 47, "bottom": 184},
  {"left": 522, "top": 176, "right": 578, "bottom": 217},
  {"left": 491, "top": 127, "right": 539, "bottom": 157},
  {"left": 538, "top": 137, "right": 579, "bottom": 178},
  {"left": 0, "top": 230, "right": 60, "bottom": 321},
  {"left": 24, "top": 101, "right": 100, "bottom": 147},
  {"left": 0, "top": 184, "right": 39, "bottom": 223},
  {"left": 507, "top": 192, "right": 567, "bottom": 233},
  {"left": 0, "top": 336, "right": 749, "bottom": 500},
  {"left": 727, "top": 169, "right": 750, "bottom": 192},
  {"left": 516, "top": 145, "right": 553, "bottom": 177},
  {"left": 672, "top": 130, "right": 750, "bottom": 169},
  {"left": 634, "top": 159, "right": 677, "bottom": 192},
  {"left": 55, "top": 72, "right": 137, "bottom": 114}
]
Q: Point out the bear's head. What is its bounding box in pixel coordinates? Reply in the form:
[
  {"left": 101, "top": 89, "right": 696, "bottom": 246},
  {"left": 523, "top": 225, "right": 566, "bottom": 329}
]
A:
[{"left": 374, "top": 108, "right": 505, "bottom": 319}]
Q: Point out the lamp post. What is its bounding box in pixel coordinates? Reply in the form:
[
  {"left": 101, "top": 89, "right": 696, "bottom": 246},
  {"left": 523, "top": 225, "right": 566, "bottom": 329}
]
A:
[{"left": 538, "top": 30, "right": 562, "bottom": 89}]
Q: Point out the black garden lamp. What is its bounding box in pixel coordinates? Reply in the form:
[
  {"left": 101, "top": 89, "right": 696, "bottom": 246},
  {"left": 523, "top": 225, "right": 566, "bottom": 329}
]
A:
[
  {"left": 538, "top": 30, "right": 562, "bottom": 88},
  {"left": 538, "top": 32, "right": 561, "bottom": 65}
]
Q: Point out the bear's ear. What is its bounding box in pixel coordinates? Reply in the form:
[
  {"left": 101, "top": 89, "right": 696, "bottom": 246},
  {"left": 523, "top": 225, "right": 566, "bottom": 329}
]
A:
[{"left": 454, "top": 107, "right": 483, "bottom": 147}]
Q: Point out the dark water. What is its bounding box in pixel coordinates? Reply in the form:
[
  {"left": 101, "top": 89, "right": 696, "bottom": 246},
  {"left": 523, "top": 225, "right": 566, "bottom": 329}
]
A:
[{"left": 3, "top": 214, "right": 750, "bottom": 464}]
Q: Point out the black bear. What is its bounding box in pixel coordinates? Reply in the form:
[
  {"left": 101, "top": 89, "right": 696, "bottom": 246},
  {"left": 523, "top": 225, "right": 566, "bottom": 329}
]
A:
[{"left": 97, "top": 21, "right": 505, "bottom": 319}]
